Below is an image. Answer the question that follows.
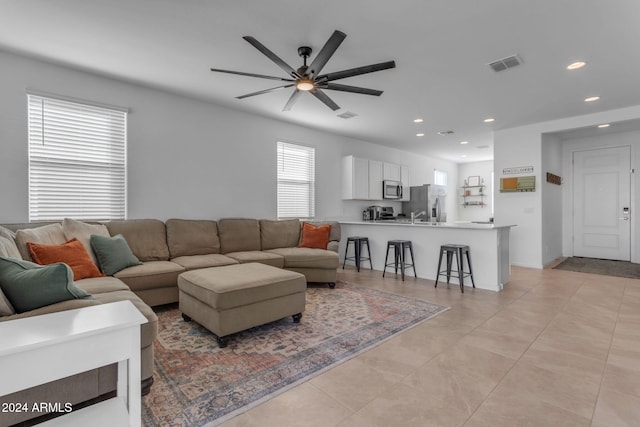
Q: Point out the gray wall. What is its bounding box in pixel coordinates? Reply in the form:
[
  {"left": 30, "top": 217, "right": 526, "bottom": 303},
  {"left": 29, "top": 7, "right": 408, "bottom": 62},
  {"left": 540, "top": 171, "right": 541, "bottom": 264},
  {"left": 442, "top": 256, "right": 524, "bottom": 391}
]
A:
[{"left": 0, "top": 50, "right": 457, "bottom": 223}]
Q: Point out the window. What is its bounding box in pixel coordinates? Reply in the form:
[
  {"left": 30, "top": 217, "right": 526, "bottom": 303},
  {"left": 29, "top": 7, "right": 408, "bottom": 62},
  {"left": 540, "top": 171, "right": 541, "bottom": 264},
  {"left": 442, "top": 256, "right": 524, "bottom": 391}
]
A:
[
  {"left": 277, "top": 141, "right": 315, "bottom": 219},
  {"left": 27, "top": 93, "right": 127, "bottom": 221},
  {"left": 434, "top": 169, "right": 448, "bottom": 186}
]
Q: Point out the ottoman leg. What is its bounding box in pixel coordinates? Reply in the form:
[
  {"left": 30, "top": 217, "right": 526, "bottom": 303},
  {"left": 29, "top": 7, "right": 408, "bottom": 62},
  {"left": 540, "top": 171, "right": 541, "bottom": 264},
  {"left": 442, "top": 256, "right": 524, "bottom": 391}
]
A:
[
  {"left": 292, "top": 313, "right": 302, "bottom": 323},
  {"left": 328, "top": 282, "right": 336, "bottom": 289},
  {"left": 182, "top": 313, "right": 192, "bottom": 322},
  {"left": 217, "top": 335, "right": 229, "bottom": 348}
]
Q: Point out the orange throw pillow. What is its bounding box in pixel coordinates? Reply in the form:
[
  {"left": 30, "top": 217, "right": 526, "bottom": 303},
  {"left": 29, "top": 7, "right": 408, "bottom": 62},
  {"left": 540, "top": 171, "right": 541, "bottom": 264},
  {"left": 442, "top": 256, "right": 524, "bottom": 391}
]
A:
[
  {"left": 298, "top": 222, "right": 331, "bottom": 249},
  {"left": 27, "top": 238, "right": 104, "bottom": 280}
]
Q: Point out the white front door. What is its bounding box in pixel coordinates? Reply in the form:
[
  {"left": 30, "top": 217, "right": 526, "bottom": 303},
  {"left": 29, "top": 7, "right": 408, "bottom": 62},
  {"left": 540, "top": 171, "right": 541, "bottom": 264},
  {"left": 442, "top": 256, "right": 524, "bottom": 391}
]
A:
[{"left": 573, "top": 146, "right": 631, "bottom": 260}]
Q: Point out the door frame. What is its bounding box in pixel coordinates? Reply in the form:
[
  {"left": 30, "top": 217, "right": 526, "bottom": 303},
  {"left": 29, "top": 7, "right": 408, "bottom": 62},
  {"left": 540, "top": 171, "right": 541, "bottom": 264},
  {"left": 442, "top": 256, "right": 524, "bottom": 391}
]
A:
[{"left": 562, "top": 139, "right": 637, "bottom": 263}]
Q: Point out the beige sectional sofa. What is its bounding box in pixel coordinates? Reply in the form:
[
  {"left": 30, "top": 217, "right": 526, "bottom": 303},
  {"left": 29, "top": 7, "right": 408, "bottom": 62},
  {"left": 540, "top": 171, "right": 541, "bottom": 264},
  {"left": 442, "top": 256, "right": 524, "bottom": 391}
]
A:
[{"left": 0, "top": 217, "right": 340, "bottom": 425}]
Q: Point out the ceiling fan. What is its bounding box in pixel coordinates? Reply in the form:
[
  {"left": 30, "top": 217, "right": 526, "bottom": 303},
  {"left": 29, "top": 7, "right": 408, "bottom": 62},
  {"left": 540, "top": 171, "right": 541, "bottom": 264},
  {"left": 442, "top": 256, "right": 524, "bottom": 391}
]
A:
[{"left": 210, "top": 30, "right": 396, "bottom": 112}]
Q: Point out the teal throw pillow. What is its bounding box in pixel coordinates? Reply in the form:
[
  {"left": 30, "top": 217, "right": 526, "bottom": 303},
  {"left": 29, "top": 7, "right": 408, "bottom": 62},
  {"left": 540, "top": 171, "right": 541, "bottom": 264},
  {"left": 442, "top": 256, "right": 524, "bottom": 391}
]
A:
[
  {"left": 90, "top": 234, "right": 142, "bottom": 276},
  {"left": 0, "top": 256, "right": 93, "bottom": 313}
]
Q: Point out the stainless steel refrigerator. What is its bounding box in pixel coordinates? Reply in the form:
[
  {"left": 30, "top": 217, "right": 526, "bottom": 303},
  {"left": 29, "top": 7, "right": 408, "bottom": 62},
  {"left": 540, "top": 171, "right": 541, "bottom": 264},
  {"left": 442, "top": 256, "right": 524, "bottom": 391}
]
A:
[{"left": 401, "top": 184, "right": 447, "bottom": 222}]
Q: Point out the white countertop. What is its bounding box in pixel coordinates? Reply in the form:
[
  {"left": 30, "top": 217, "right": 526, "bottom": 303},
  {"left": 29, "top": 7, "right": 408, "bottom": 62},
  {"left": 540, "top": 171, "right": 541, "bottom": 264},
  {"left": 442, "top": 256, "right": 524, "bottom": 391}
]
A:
[{"left": 340, "top": 220, "right": 516, "bottom": 230}]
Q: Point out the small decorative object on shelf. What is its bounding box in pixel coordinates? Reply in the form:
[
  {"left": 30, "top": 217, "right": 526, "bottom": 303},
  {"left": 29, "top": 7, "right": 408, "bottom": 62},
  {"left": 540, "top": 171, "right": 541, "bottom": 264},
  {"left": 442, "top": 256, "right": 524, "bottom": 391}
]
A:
[{"left": 468, "top": 176, "right": 480, "bottom": 187}]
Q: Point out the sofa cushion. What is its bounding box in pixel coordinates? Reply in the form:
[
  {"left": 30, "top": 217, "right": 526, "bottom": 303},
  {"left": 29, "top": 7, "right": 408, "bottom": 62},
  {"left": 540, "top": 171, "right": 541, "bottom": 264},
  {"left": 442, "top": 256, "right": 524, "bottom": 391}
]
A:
[
  {"left": 218, "top": 218, "right": 261, "bottom": 253},
  {"left": 0, "top": 257, "right": 93, "bottom": 313},
  {"left": 0, "top": 236, "right": 21, "bottom": 259},
  {"left": 298, "top": 222, "right": 331, "bottom": 249},
  {"left": 114, "top": 261, "right": 185, "bottom": 292},
  {"left": 224, "top": 251, "right": 285, "bottom": 268},
  {"left": 0, "top": 298, "right": 102, "bottom": 322},
  {"left": 61, "top": 218, "right": 111, "bottom": 265},
  {"left": 171, "top": 254, "right": 238, "bottom": 270},
  {"left": 15, "top": 223, "right": 67, "bottom": 261},
  {"left": 260, "top": 219, "right": 301, "bottom": 250},
  {"left": 166, "top": 219, "right": 221, "bottom": 257},
  {"left": 265, "top": 247, "right": 340, "bottom": 269},
  {"left": 92, "top": 290, "right": 158, "bottom": 348},
  {"left": 27, "top": 238, "right": 104, "bottom": 280},
  {"left": 91, "top": 234, "right": 143, "bottom": 276},
  {"left": 0, "top": 225, "right": 16, "bottom": 241},
  {"left": 0, "top": 287, "right": 15, "bottom": 316},
  {"left": 105, "top": 219, "right": 170, "bottom": 261},
  {"left": 75, "top": 276, "right": 131, "bottom": 295}
]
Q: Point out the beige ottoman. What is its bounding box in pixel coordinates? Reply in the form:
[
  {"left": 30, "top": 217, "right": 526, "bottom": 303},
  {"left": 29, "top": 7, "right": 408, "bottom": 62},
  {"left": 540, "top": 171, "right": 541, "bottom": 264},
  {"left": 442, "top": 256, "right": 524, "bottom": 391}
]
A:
[{"left": 178, "top": 262, "right": 306, "bottom": 347}]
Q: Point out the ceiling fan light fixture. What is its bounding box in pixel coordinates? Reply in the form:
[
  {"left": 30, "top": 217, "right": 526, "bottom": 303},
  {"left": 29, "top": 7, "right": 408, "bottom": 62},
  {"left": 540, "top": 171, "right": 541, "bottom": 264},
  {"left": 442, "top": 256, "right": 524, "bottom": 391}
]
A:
[{"left": 296, "top": 79, "right": 315, "bottom": 91}]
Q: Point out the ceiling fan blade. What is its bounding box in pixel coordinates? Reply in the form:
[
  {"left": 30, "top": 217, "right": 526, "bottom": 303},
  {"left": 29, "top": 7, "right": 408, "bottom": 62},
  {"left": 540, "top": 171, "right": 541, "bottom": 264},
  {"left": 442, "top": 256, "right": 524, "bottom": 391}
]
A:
[
  {"left": 210, "top": 68, "right": 295, "bottom": 82},
  {"left": 322, "top": 83, "right": 383, "bottom": 96},
  {"left": 237, "top": 84, "right": 295, "bottom": 99},
  {"left": 308, "top": 30, "right": 346, "bottom": 79},
  {"left": 243, "top": 36, "right": 300, "bottom": 79},
  {"left": 319, "top": 61, "right": 396, "bottom": 82},
  {"left": 310, "top": 89, "right": 340, "bottom": 111},
  {"left": 283, "top": 90, "right": 303, "bottom": 111}
]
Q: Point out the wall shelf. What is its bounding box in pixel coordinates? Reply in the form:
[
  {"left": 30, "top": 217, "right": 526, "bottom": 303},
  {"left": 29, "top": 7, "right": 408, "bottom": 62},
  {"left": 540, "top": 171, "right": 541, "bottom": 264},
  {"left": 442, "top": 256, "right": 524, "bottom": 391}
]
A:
[{"left": 461, "top": 185, "right": 486, "bottom": 207}]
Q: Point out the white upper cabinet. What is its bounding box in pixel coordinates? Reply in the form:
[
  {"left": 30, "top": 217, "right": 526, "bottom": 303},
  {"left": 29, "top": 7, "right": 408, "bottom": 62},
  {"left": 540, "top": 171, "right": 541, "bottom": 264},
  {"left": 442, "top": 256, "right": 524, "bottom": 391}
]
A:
[
  {"left": 342, "top": 156, "right": 409, "bottom": 201},
  {"left": 368, "top": 160, "right": 383, "bottom": 200},
  {"left": 383, "top": 162, "right": 401, "bottom": 181},
  {"left": 400, "top": 165, "right": 410, "bottom": 201}
]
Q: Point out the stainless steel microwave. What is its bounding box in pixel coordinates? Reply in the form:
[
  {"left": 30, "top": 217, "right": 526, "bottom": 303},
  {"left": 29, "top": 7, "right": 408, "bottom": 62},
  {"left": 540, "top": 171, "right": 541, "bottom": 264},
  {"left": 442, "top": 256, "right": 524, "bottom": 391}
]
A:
[{"left": 382, "top": 180, "right": 403, "bottom": 199}]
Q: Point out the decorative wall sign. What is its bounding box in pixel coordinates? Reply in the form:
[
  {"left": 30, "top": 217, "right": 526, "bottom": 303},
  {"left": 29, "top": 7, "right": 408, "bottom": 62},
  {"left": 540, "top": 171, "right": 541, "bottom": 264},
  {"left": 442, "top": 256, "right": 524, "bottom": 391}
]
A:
[
  {"left": 546, "top": 172, "right": 561, "bottom": 185},
  {"left": 503, "top": 166, "right": 534, "bottom": 175},
  {"left": 467, "top": 176, "right": 480, "bottom": 186},
  {"left": 500, "top": 176, "right": 536, "bottom": 192}
]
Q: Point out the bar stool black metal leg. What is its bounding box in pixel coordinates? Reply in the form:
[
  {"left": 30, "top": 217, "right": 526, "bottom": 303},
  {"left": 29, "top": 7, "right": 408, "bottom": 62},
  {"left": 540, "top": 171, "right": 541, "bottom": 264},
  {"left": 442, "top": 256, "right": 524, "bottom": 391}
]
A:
[
  {"left": 456, "top": 247, "right": 464, "bottom": 293},
  {"left": 382, "top": 243, "right": 390, "bottom": 277},
  {"left": 446, "top": 250, "right": 453, "bottom": 284},
  {"left": 466, "top": 250, "right": 476, "bottom": 288},
  {"left": 365, "top": 240, "right": 373, "bottom": 270},
  {"left": 435, "top": 248, "right": 443, "bottom": 288},
  {"left": 342, "top": 240, "right": 350, "bottom": 269},
  {"left": 355, "top": 239, "right": 361, "bottom": 272},
  {"left": 400, "top": 244, "right": 406, "bottom": 281},
  {"left": 408, "top": 242, "right": 416, "bottom": 277},
  {"left": 394, "top": 244, "right": 400, "bottom": 275}
]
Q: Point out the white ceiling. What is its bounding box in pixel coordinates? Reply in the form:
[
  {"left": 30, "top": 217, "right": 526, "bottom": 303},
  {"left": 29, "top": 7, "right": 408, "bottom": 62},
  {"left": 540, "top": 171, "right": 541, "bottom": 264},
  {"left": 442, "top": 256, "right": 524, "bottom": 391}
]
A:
[{"left": 2, "top": 0, "right": 640, "bottom": 163}]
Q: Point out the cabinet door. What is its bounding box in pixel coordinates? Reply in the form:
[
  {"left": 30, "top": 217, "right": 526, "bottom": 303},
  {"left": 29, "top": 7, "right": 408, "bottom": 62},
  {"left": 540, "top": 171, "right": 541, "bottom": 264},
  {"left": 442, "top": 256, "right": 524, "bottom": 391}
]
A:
[
  {"left": 352, "top": 157, "right": 370, "bottom": 199},
  {"left": 400, "top": 165, "right": 410, "bottom": 201},
  {"left": 369, "top": 160, "right": 383, "bottom": 200},
  {"left": 383, "top": 162, "right": 401, "bottom": 181}
]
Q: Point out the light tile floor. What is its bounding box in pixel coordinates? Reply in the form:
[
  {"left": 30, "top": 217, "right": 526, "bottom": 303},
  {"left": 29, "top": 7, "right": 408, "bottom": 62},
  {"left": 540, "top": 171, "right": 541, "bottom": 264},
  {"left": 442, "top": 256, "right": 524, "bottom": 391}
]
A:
[{"left": 219, "top": 265, "right": 640, "bottom": 427}]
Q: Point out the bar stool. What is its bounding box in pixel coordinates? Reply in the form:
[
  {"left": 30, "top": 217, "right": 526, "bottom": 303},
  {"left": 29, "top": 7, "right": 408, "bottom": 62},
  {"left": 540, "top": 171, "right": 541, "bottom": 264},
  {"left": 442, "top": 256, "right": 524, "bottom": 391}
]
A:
[
  {"left": 435, "top": 244, "right": 475, "bottom": 293},
  {"left": 382, "top": 240, "right": 416, "bottom": 281},
  {"left": 342, "top": 236, "right": 372, "bottom": 272}
]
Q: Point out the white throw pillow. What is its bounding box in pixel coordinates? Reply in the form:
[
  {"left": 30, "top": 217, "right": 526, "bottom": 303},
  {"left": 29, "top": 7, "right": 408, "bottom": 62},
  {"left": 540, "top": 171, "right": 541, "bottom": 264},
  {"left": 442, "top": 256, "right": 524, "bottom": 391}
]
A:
[
  {"left": 62, "top": 218, "right": 111, "bottom": 265},
  {"left": 0, "top": 236, "right": 21, "bottom": 259},
  {"left": 15, "top": 223, "right": 67, "bottom": 261}
]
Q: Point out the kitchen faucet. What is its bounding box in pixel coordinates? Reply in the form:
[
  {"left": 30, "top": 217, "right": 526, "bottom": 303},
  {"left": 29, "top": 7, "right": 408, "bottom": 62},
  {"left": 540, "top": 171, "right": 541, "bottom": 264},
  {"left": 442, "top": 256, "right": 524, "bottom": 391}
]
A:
[{"left": 411, "top": 210, "right": 427, "bottom": 223}]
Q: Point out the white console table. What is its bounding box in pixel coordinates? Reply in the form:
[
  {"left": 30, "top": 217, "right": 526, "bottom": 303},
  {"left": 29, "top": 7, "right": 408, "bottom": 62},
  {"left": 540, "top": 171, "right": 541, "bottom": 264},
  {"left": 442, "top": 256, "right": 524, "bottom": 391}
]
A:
[{"left": 0, "top": 301, "right": 147, "bottom": 427}]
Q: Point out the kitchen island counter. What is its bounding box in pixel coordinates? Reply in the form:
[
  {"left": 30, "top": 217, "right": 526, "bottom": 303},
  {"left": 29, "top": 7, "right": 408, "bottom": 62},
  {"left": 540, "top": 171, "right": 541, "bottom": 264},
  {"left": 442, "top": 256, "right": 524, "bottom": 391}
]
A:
[{"left": 339, "top": 221, "right": 515, "bottom": 291}]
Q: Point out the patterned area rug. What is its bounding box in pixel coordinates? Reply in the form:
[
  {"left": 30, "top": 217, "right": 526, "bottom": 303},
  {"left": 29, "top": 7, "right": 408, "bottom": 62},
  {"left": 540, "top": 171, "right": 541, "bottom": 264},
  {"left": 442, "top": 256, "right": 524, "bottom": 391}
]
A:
[
  {"left": 554, "top": 257, "right": 640, "bottom": 278},
  {"left": 142, "top": 281, "right": 448, "bottom": 426}
]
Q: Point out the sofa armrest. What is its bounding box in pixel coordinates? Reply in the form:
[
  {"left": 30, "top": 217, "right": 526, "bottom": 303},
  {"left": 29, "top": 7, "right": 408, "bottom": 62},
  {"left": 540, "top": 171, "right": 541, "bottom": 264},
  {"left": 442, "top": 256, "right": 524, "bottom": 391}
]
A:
[
  {"left": 0, "top": 298, "right": 102, "bottom": 322},
  {"left": 327, "top": 241, "right": 339, "bottom": 253}
]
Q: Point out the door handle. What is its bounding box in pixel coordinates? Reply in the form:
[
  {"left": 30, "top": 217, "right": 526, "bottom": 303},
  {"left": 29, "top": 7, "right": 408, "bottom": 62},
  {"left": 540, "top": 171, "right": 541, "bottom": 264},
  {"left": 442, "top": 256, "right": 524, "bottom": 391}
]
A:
[{"left": 619, "top": 217, "right": 630, "bottom": 221}]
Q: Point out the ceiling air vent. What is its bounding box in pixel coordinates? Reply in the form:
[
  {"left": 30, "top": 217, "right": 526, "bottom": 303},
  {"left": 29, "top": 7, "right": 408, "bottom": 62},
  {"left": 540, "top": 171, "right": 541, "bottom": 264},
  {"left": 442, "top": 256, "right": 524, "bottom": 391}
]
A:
[
  {"left": 488, "top": 54, "right": 522, "bottom": 72},
  {"left": 337, "top": 111, "right": 358, "bottom": 119},
  {"left": 437, "top": 130, "right": 454, "bottom": 136}
]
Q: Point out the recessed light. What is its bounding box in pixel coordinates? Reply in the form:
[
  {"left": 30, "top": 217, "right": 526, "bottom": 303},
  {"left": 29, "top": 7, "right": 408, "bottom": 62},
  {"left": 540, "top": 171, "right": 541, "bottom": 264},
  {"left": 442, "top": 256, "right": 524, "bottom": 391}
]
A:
[
  {"left": 567, "top": 61, "right": 587, "bottom": 70},
  {"left": 461, "top": 155, "right": 467, "bottom": 158},
  {"left": 584, "top": 96, "right": 600, "bottom": 102},
  {"left": 460, "top": 141, "right": 469, "bottom": 145},
  {"left": 416, "top": 133, "right": 425, "bottom": 137},
  {"left": 483, "top": 118, "right": 495, "bottom": 123},
  {"left": 413, "top": 118, "right": 423, "bottom": 123},
  {"left": 597, "top": 123, "right": 610, "bottom": 128}
]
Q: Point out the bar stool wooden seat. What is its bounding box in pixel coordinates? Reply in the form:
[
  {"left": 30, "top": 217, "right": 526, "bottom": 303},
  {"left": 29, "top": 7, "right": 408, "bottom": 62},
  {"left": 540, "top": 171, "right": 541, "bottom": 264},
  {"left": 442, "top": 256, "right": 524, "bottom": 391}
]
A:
[
  {"left": 435, "top": 244, "right": 475, "bottom": 292},
  {"left": 382, "top": 240, "right": 416, "bottom": 281},
  {"left": 342, "top": 236, "right": 372, "bottom": 272}
]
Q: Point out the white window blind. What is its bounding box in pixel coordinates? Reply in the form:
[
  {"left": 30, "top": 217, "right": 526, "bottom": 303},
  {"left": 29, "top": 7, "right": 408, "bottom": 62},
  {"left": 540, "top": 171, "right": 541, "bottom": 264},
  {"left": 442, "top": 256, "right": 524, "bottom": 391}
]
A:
[
  {"left": 277, "top": 141, "right": 315, "bottom": 219},
  {"left": 27, "top": 94, "right": 127, "bottom": 221}
]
